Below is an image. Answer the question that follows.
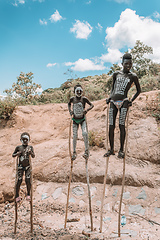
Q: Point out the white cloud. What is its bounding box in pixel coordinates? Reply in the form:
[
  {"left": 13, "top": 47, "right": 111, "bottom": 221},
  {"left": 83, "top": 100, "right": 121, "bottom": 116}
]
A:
[
  {"left": 12, "top": 0, "right": 25, "bottom": 6},
  {"left": 46, "top": 63, "right": 57, "bottom": 68},
  {"left": 101, "top": 48, "right": 122, "bottom": 64},
  {"left": 114, "top": 0, "right": 130, "bottom": 3},
  {"left": 70, "top": 20, "right": 93, "bottom": 39},
  {"left": 96, "top": 23, "right": 103, "bottom": 32},
  {"left": 36, "top": 87, "right": 43, "bottom": 94},
  {"left": 39, "top": 19, "right": 47, "bottom": 25},
  {"left": 86, "top": 0, "right": 92, "bottom": 4},
  {"left": 153, "top": 11, "right": 160, "bottom": 20},
  {"left": 65, "top": 58, "right": 106, "bottom": 72},
  {"left": 33, "top": 0, "right": 45, "bottom": 2},
  {"left": 50, "top": 10, "right": 64, "bottom": 23},
  {"left": 105, "top": 8, "right": 160, "bottom": 63}
]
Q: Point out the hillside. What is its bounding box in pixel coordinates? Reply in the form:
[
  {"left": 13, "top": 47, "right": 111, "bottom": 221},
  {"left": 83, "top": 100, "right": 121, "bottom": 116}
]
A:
[{"left": 0, "top": 90, "right": 160, "bottom": 239}]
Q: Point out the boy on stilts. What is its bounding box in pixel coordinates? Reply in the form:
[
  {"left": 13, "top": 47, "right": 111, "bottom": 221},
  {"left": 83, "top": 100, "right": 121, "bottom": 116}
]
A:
[
  {"left": 104, "top": 53, "right": 141, "bottom": 158},
  {"left": 68, "top": 84, "right": 94, "bottom": 160},
  {"left": 13, "top": 132, "right": 35, "bottom": 202}
]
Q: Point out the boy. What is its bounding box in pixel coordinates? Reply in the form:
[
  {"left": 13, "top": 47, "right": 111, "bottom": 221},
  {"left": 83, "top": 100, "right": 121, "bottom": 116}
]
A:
[
  {"left": 104, "top": 53, "right": 141, "bottom": 158},
  {"left": 12, "top": 132, "right": 35, "bottom": 202},
  {"left": 68, "top": 84, "right": 94, "bottom": 160}
]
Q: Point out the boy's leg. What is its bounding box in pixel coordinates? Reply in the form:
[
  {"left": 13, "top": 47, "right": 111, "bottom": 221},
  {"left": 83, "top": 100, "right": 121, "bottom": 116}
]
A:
[
  {"left": 81, "top": 120, "right": 89, "bottom": 159},
  {"left": 118, "top": 101, "right": 128, "bottom": 158},
  {"left": 15, "top": 166, "right": 23, "bottom": 201},
  {"left": 25, "top": 166, "right": 31, "bottom": 198},
  {"left": 104, "top": 102, "right": 118, "bottom": 157},
  {"left": 72, "top": 121, "right": 78, "bottom": 160}
]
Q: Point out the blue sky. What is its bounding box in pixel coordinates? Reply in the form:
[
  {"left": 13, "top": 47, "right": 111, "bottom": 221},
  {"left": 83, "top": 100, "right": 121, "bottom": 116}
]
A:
[{"left": 0, "top": 0, "right": 160, "bottom": 95}]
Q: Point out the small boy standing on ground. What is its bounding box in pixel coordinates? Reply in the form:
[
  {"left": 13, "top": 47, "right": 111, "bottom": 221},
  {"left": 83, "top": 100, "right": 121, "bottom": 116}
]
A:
[
  {"left": 68, "top": 84, "right": 94, "bottom": 160},
  {"left": 12, "top": 132, "right": 35, "bottom": 202},
  {"left": 104, "top": 53, "right": 141, "bottom": 158}
]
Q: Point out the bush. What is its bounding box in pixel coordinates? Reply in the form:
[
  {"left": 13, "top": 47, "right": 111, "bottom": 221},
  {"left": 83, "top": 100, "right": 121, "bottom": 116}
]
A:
[
  {"left": 88, "top": 130, "right": 104, "bottom": 148},
  {"left": 0, "top": 97, "right": 17, "bottom": 119},
  {"left": 145, "top": 92, "right": 160, "bottom": 122},
  {"left": 139, "top": 74, "right": 160, "bottom": 92}
]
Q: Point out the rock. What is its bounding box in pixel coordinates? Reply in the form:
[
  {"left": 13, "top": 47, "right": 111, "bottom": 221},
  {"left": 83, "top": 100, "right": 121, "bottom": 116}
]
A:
[
  {"left": 136, "top": 188, "right": 147, "bottom": 200},
  {"left": 52, "top": 187, "right": 62, "bottom": 200},
  {"left": 129, "top": 204, "right": 145, "bottom": 215},
  {"left": 69, "top": 197, "right": 75, "bottom": 203},
  {"left": 112, "top": 189, "right": 118, "bottom": 197},
  {"left": 155, "top": 207, "right": 160, "bottom": 214},
  {"left": 72, "top": 186, "right": 84, "bottom": 196},
  {"left": 41, "top": 193, "right": 48, "bottom": 200},
  {"left": 96, "top": 200, "right": 101, "bottom": 206},
  {"left": 123, "top": 191, "right": 130, "bottom": 199}
]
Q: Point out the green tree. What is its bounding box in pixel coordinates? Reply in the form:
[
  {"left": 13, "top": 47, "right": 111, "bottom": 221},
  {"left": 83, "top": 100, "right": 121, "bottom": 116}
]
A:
[
  {"left": 130, "top": 40, "right": 153, "bottom": 78},
  {"left": 4, "top": 72, "right": 41, "bottom": 103}
]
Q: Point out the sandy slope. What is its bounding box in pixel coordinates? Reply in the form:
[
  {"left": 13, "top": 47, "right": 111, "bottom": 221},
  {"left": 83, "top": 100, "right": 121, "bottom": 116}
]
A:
[{"left": 0, "top": 90, "right": 160, "bottom": 239}]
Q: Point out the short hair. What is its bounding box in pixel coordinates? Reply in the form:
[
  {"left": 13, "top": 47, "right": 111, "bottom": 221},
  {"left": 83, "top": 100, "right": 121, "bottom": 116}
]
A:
[
  {"left": 74, "top": 84, "right": 83, "bottom": 93},
  {"left": 122, "top": 53, "right": 132, "bottom": 63},
  {"left": 20, "top": 132, "right": 30, "bottom": 141}
]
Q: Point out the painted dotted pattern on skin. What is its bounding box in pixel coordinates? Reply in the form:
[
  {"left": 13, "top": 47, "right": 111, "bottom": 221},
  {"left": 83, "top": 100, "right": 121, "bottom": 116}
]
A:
[{"left": 73, "top": 102, "right": 84, "bottom": 118}]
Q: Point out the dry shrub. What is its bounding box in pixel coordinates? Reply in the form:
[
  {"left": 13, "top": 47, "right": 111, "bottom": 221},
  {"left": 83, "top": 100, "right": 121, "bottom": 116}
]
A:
[
  {"left": 88, "top": 130, "right": 104, "bottom": 148},
  {"left": 0, "top": 97, "right": 17, "bottom": 119}
]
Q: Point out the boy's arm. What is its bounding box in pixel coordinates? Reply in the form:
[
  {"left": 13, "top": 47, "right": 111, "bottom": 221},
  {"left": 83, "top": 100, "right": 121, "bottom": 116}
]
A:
[
  {"left": 12, "top": 146, "right": 21, "bottom": 157},
  {"left": 131, "top": 75, "right": 141, "bottom": 103},
  {"left": 84, "top": 97, "right": 94, "bottom": 114},
  {"left": 68, "top": 97, "right": 74, "bottom": 116},
  {"left": 107, "top": 72, "right": 117, "bottom": 104},
  {"left": 29, "top": 146, "right": 35, "bottom": 158}
]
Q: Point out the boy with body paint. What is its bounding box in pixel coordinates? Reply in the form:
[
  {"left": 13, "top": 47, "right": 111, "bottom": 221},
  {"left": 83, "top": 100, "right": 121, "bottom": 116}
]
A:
[
  {"left": 104, "top": 53, "right": 141, "bottom": 158},
  {"left": 12, "top": 132, "right": 35, "bottom": 202},
  {"left": 68, "top": 84, "right": 94, "bottom": 160}
]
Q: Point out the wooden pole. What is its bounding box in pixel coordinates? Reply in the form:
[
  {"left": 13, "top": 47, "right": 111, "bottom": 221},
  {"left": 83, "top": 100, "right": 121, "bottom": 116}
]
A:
[
  {"left": 100, "top": 104, "right": 109, "bottom": 233},
  {"left": 29, "top": 155, "right": 33, "bottom": 233},
  {"left": 85, "top": 116, "right": 93, "bottom": 231},
  {"left": 64, "top": 117, "right": 73, "bottom": 228},
  {"left": 85, "top": 158, "right": 93, "bottom": 231},
  {"left": 14, "top": 157, "right": 18, "bottom": 234},
  {"left": 118, "top": 108, "right": 129, "bottom": 237}
]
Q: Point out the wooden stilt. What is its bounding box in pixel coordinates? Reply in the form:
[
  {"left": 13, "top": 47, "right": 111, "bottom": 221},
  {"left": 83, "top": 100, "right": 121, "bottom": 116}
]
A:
[
  {"left": 85, "top": 116, "right": 93, "bottom": 231},
  {"left": 100, "top": 104, "right": 109, "bottom": 233},
  {"left": 64, "top": 118, "right": 73, "bottom": 228},
  {"left": 29, "top": 155, "right": 33, "bottom": 233},
  {"left": 14, "top": 157, "right": 18, "bottom": 234},
  {"left": 85, "top": 158, "right": 93, "bottom": 231},
  {"left": 118, "top": 108, "right": 129, "bottom": 237}
]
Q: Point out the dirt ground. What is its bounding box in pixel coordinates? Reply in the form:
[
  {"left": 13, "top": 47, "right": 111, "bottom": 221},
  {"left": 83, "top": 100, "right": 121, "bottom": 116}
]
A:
[{"left": 0, "top": 90, "right": 160, "bottom": 239}]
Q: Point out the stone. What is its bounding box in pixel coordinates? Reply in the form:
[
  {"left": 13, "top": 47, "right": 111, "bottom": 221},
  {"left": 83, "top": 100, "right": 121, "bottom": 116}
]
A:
[
  {"left": 123, "top": 191, "right": 130, "bottom": 199},
  {"left": 52, "top": 187, "right": 62, "bottom": 200},
  {"left": 72, "top": 186, "right": 84, "bottom": 196},
  {"left": 155, "top": 207, "right": 160, "bottom": 214},
  {"left": 78, "top": 200, "right": 85, "bottom": 207},
  {"left": 136, "top": 188, "right": 147, "bottom": 200},
  {"left": 41, "top": 193, "right": 48, "bottom": 200},
  {"left": 103, "top": 217, "right": 111, "bottom": 222},
  {"left": 96, "top": 200, "right": 101, "bottom": 206},
  {"left": 112, "top": 189, "right": 118, "bottom": 197},
  {"left": 69, "top": 197, "right": 75, "bottom": 203},
  {"left": 90, "top": 186, "right": 97, "bottom": 196},
  {"left": 129, "top": 204, "right": 145, "bottom": 215}
]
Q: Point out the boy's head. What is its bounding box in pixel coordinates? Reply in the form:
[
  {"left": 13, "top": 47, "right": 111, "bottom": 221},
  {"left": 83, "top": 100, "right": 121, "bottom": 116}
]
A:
[
  {"left": 74, "top": 84, "right": 83, "bottom": 98},
  {"left": 20, "top": 132, "right": 30, "bottom": 145},
  {"left": 122, "top": 53, "right": 132, "bottom": 72},
  {"left": 122, "top": 53, "right": 132, "bottom": 63}
]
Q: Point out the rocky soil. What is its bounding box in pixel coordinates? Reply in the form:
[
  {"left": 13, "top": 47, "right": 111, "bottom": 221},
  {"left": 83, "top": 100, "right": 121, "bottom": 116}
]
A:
[{"left": 0, "top": 90, "right": 160, "bottom": 239}]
